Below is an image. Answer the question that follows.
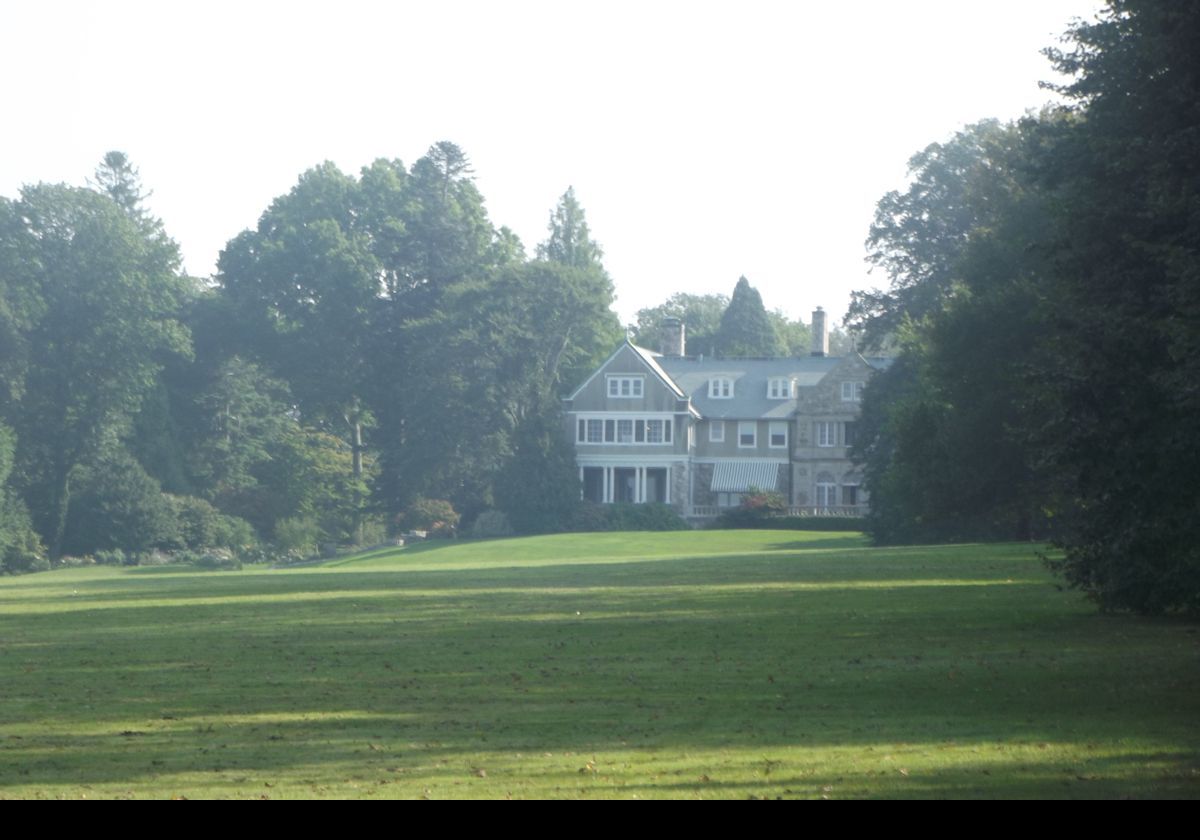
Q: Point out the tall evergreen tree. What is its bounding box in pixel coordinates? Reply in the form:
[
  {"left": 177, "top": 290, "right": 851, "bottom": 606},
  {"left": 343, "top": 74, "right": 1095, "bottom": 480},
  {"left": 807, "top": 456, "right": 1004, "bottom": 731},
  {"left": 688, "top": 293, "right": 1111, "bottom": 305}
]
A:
[
  {"left": 536, "top": 186, "right": 605, "bottom": 271},
  {"left": 713, "top": 276, "right": 784, "bottom": 357}
]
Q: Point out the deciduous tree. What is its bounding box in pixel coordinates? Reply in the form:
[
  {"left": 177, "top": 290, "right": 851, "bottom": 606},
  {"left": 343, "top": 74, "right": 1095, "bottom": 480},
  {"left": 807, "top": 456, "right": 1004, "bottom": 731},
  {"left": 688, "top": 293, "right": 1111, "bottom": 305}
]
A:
[{"left": 1, "top": 182, "right": 190, "bottom": 557}]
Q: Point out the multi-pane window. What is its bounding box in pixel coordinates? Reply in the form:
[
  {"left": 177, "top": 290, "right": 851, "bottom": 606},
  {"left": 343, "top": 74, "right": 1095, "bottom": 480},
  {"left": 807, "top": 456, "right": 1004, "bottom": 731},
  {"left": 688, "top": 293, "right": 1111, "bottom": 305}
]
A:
[
  {"left": 617, "top": 419, "right": 634, "bottom": 443},
  {"left": 841, "top": 381, "right": 864, "bottom": 402},
  {"left": 769, "top": 421, "right": 788, "bottom": 448},
  {"left": 738, "top": 421, "right": 757, "bottom": 448},
  {"left": 709, "top": 377, "right": 733, "bottom": 398},
  {"left": 608, "top": 376, "right": 644, "bottom": 398},
  {"left": 709, "top": 421, "right": 725, "bottom": 443},
  {"left": 816, "top": 421, "right": 837, "bottom": 447},
  {"left": 576, "top": 416, "right": 673, "bottom": 445},
  {"left": 767, "top": 378, "right": 792, "bottom": 399},
  {"left": 646, "top": 419, "right": 665, "bottom": 443}
]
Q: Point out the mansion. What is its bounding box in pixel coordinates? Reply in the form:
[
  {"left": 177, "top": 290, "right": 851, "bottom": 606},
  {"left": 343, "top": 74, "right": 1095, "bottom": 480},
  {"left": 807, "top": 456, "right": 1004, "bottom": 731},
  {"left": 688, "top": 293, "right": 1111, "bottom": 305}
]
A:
[{"left": 562, "top": 310, "right": 886, "bottom": 519}]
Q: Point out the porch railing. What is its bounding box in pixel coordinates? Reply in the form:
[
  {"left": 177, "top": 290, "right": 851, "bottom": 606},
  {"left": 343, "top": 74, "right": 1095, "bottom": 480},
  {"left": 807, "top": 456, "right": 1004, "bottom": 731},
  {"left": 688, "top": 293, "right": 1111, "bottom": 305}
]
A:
[{"left": 686, "top": 505, "right": 865, "bottom": 519}]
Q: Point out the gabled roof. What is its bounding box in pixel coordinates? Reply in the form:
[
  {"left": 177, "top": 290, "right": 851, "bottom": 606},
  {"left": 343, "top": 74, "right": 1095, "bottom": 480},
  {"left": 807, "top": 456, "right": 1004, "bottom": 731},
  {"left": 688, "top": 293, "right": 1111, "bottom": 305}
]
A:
[
  {"left": 565, "top": 340, "right": 688, "bottom": 403},
  {"left": 629, "top": 343, "right": 686, "bottom": 399}
]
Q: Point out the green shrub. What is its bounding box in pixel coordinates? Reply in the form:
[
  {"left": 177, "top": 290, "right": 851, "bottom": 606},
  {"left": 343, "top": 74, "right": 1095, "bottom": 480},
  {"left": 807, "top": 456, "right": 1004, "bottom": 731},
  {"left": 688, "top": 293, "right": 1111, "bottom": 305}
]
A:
[
  {"left": 711, "top": 515, "right": 863, "bottom": 532},
  {"left": 93, "top": 548, "right": 128, "bottom": 566},
  {"left": 396, "top": 498, "right": 460, "bottom": 537},
  {"left": 274, "top": 516, "right": 321, "bottom": 558},
  {"left": 603, "top": 503, "right": 689, "bottom": 531},
  {"left": 469, "top": 510, "right": 514, "bottom": 539},
  {"left": 567, "top": 502, "right": 610, "bottom": 532},
  {"left": 3, "top": 548, "right": 50, "bottom": 574},
  {"left": 568, "top": 502, "right": 689, "bottom": 533}
]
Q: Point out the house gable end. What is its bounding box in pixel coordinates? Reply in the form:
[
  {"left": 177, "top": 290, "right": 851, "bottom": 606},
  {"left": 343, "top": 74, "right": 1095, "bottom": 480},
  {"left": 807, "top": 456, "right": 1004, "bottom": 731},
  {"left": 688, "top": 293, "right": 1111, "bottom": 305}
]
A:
[{"left": 567, "top": 342, "right": 687, "bottom": 413}]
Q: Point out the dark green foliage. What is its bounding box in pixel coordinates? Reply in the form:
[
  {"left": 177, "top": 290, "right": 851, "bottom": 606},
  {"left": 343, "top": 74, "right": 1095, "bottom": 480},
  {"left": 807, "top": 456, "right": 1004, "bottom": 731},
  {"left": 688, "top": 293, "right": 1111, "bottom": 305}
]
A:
[
  {"left": 166, "top": 494, "right": 255, "bottom": 551},
  {"left": 397, "top": 497, "right": 460, "bottom": 537},
  {"left": 498, "top": 404, "right": 583, "bottom": 535},
  {"left": 1, "top": 178, "right": 190, "bottom": 557},
  {"left": 713, "top": 515, "right": 865, "bottom": 532},
  {"left": 714, "top": 277, "right": 785, "bottom": 357},
  {"left": 0, "top": 422, "right": 45, "bottom": 574},
  {"left": 569, "top": 502, "right": 689, "bottom": 532},
  {"left": 851, "top": 3, "right": 1200, "bottom": 613},
  {"left": 468, "top": 510, "right": 514, "bottom": 539},
  {"left": 1031, "top": 1, "right": 1200, "bottom": 613},
  {"left": 63, "top": 451, "right": 177, "bottom": 556},
  {"left": 851, "top": 120, "right": 1055, "bottom": 545}
]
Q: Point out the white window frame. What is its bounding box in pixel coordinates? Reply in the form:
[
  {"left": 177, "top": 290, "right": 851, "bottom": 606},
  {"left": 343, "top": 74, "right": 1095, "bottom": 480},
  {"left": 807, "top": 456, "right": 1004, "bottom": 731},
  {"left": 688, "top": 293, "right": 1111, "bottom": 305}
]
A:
[
  {"left": 816, "top": 483, "right": 837, "bottom": 507},
  {"left": 769, "top": 421, "right": 788, "bottom": 449},
  {"left": 646, "top": 419, "right": 667, "bottom": 443},
  {"left": 841, "top": 381, "right": 864, "bottom": 402},
  {"left": 709, "top": 421, "right": 725, "bottom": 443},
  {"left": 607, "top": 376, "right": 645, "bottom": 399},
  {"left": 816, "top": 421, "right": 837, "bottom": 448},
  {"left": 767, "top": 377, "right": 792, "bottom": 399},
  {"left": 616, "top": 419, "right": 634, "bottom": 443},
  {"left": 574, "top": 414, "right": 675, "bottom": 446},
  {"left": 738, "top": 421, "right": 757, "bottom": 448},
  {"left": 709, "top": 377, "right": 733, "bottom": 399}
]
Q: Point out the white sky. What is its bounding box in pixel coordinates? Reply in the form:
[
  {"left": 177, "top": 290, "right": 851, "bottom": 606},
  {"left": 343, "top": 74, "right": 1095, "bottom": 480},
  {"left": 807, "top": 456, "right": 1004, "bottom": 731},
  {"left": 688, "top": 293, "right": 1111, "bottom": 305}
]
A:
[{"left": 1, "top": 0, "right": 1105, "bottom": 326}]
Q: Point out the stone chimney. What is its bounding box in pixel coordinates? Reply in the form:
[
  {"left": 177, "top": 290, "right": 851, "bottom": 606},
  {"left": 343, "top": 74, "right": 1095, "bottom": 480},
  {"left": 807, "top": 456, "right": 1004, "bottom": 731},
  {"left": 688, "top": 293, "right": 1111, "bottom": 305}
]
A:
[
  {"left": 660, "top": 317, "right": 686, "bottom": 356},
  {"left": 811, "top": 307, "right": 828, "bottom": 357}
]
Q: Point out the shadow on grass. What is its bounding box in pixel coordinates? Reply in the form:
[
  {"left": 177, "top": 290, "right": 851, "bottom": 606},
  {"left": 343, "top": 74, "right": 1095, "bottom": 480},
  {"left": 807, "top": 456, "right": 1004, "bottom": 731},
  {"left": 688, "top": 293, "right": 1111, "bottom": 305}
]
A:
[{"left": 2, "top": 542, "right": 1197, "bottom": 797}]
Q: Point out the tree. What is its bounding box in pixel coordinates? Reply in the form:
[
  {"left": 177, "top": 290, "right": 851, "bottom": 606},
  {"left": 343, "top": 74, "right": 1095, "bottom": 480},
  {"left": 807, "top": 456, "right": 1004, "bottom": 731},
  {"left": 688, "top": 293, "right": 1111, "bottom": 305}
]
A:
[
  {"left": 0, "top": 422, "right": 44, "bottom": 572},
  {"left": 1030, "top": 1, "right": 1200, "bottom": 612},
  {"left": 217, "top": 161, "right": 380, "bottom": 542},
  {"left": 713, "top": 276, "right": 784, "bottom": 357},
  {"left": 1, "top": 182, "right": 190, "bottom": 557},
  {"left": 536, "top": 186, "right": 605, "bottom": 270},
  {"left": 497, "top": 395, "right": 582, "bottom": 534},
  {"left": 372, "top": 182, "right": 618, "bottom": 520},
  {"left": 632, "top": 292, "right": 728, "bottom": 356},
  {"left": 848, "top": 120, "right": 1026, "bottom": 349},
  {"left": 768, "top": 309, "right": 813, "bottom": 357}
]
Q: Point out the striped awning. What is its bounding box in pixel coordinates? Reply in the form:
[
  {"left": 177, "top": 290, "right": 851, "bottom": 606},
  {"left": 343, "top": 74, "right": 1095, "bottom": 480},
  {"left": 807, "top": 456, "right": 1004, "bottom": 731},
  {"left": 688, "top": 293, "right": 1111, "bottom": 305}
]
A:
[{"left": 710, "top": 462, "right": 780, "bottom": 493}]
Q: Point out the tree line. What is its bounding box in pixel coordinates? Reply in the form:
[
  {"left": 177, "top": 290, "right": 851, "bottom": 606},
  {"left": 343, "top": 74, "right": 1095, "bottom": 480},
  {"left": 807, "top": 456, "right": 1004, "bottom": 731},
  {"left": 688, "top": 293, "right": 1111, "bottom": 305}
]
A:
[
  {"left": 0, "top": 143, "right": 821, "bottom": 568},
  {"left": 849, "top": 1, "right": 1200, "bottom": 614},
  {"left": 0, "top": 145, "right": 632, "bottom": 566}
]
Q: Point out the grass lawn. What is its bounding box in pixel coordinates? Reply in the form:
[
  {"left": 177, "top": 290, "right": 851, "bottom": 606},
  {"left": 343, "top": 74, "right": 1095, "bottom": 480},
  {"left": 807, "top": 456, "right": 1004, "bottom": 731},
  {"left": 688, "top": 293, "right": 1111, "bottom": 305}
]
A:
[{"left": 1, "top": 530, "right": 1197, "bottom": 799}]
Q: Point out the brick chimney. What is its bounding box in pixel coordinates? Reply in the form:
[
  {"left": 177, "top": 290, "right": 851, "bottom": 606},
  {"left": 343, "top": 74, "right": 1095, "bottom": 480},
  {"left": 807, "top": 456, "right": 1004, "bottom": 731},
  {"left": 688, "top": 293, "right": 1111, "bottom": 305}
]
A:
[
  {"left": 660, "top": 317, "right": 686, "bottom": 356},
  {"left": 811, "top": 307, "right": 828, "bottom": 357}
]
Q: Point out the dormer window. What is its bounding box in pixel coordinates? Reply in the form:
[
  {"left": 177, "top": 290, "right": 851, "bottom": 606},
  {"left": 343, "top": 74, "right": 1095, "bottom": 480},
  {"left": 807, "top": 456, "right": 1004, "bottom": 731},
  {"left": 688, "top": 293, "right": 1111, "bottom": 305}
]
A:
[
  {"left": 767, "top": 377, "right": 793, "bottom": 399},
  {"left": 841, "top": 381, "right": 865, "bottom": 402},
  {"left": 709, "top": 377, "right": 733, "bottom": 399},
  {"left": 608, "top": 376, "right": 644, "bottom": 398}
]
